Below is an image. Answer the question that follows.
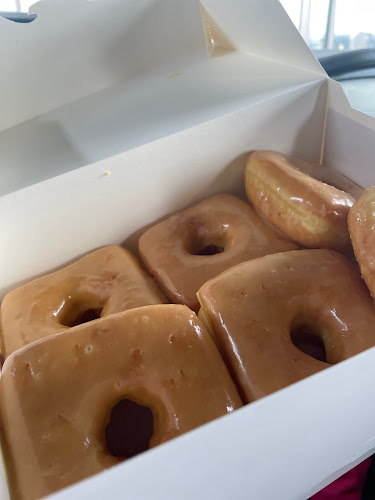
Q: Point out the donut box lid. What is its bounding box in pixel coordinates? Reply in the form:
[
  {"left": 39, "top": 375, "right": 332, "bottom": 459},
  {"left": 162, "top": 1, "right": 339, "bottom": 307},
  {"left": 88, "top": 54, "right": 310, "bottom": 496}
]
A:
[
  {"left": 2, "top": 1, "right": 375, "bottom": 500},
  {"left": 0, "top": 0, "right": 326, "bottom": 197}
]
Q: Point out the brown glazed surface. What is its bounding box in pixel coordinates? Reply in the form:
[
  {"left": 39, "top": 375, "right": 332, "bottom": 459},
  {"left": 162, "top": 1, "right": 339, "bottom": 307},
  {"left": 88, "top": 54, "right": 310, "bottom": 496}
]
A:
[
  {"left": 348, "top": 187, "right": 375, "bottom": 299},
  {"left": 245, "top": 151, "right": 356, "bottom": 250},
  {"left": 139, "top": 193, "right": 298, "bottom": 312},
  {"left": 198, "top": 249, "right": 375, "bottom": 402},
  {"left": 0, "top": 246, "right": 167, "bottom": 358},
  {"left": 0, "top": 304, "right": 242, "bottom": 500}
]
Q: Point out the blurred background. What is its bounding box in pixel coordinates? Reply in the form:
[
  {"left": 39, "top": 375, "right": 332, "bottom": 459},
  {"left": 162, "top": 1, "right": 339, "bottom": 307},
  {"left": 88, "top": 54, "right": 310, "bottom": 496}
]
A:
[
  {"left": 279, "top": 0, "right": 375, "bottom": 117},
  {"left": 280, "top": 0, "right": 375, "bottom": 56},
  {"left": 0, "top": 0, "right": 33, "bottom": 12}
]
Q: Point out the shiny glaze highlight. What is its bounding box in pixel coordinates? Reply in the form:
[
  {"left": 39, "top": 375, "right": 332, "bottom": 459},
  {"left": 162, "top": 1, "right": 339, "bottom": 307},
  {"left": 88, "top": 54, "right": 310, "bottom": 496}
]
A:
[
  {"left": 198, "top": 249, "right": 375, "bottom": 402},
  {"left": 245, "top": 151, "right": 357, "bottom": 250}
]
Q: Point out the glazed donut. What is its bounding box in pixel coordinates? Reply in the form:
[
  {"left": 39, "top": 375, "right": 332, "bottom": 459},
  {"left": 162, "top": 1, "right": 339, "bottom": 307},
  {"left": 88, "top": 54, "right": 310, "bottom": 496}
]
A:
[
  {"left": 197, "top": 249, "right": 375, "bottom": 402},
  {"left": 139, "top": 193, "right": 298, "bottom": 312},
  {"left": 245, "top": 150, "right": 360, "bottom": 251},
  {"left": 0, "top": 245, "right": 167, "bottom": 358},
  {"left": 0, "top": 304, "right": 242, "bottom": 500},
  {"left": 348, "top": 186, "right": 375, "bottom": 298}
]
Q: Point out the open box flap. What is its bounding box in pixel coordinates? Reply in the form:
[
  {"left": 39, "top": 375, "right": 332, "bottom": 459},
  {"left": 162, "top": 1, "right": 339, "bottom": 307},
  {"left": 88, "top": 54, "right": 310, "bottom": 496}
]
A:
[
  {"left": 0, "top": 0, "right": 208, "bottom": 132},
  {"left": 0, "top": 0, "right": 325, "bottom": 133},
  {"left": 0, "top": 0, "right": 327, "bottom": 197}
]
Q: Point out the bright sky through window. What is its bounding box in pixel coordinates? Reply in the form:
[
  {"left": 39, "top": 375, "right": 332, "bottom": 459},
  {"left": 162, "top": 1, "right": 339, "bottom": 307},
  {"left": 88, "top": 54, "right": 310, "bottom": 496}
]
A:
[
  {"left": 0, "top": 0, "right": 35, "bottom": 11},
  {"left": 280, "top": 0, "right": 375, "bottom": 42}
]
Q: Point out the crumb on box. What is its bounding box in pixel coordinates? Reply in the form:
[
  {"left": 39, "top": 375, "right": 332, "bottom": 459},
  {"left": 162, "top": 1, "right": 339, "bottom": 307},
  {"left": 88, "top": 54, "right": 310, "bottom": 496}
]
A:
[
  {"left": 104, "top": 171, "right": 111, "bottom": 177},
  {"left": 168, "top": 71, "right": 183, "bottom": 79}
]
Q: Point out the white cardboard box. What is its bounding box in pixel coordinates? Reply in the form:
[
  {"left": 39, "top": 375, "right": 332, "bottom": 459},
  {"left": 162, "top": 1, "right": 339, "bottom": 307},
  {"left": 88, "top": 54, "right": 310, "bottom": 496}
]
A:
[{"left": 1, "top": 1, "right": 375, "bottom": 499}]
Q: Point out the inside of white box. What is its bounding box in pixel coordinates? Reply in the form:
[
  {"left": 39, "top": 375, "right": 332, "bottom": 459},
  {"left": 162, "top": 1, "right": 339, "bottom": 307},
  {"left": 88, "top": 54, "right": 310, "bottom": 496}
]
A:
[
  {"left": 0, "top": 0, "right": 325, "bottom": 197},
  {"left": 2, "top": 72, "right": 375, "bottom": 499}
]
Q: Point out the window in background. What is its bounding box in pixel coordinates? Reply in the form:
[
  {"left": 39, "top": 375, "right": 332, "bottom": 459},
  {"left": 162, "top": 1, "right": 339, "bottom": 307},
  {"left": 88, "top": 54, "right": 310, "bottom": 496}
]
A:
[
  {"left": 308, "top": 0, "right": 330, "bottom": 50},
  {"left": 280, "top": 0, "right": 375, "bottom": 54},
  {"left": 0, "top": 0, "right": 34, "bottom": 12},
  {"left": 335, "top": 0, "right": 375, "bottom": 50},
  {"left": 0, "top": 0, "right": 19, "bottom": 10},
  {"left": 278, "top": 0, "right": 302, "bottom": 28},
  {"left": 280, "top": 0, "right": 375, "bottom": 118}
]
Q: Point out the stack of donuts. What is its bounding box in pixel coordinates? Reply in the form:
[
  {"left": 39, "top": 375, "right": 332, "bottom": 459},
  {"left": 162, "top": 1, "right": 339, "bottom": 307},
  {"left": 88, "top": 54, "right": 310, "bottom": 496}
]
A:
[{"left": 1, "top": 150, "right": 375, "bottom": 500}]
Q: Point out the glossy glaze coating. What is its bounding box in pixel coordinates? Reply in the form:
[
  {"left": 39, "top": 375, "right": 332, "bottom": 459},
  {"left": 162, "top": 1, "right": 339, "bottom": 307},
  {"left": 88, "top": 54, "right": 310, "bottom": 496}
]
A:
[
  {"left": 245, "top": 151, "right": 356, "bottom": 250},
  {"left": 197, "top": 249, "right": 375, "bottom": 402},
  {"left": 348, "top": 187, "right": 375, "bottom": 298},
  {"left": 139, "top": 194, "right": 298, "bottom": 312},
  {"left": 0, "top": 246, "right": 167, "bottom": 358},
  {"left": 0, "top": 304, "right": 242, "bottom": 500}
]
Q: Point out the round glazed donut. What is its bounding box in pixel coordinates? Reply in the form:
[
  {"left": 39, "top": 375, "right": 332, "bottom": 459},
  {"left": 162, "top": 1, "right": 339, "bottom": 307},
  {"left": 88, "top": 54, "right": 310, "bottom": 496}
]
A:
[
  {"left": 245, "top": 150, "right": 360, "bottom": 250},
  {"left": 348, "top": 186, "right": 375, "bottom": 298},
  {"left": 0, "top": 305, "right": 242, "bottom": 500},
  {"left": 0, "top": 245, "right": 167, "bottom": 358},
  {"left": 197, "top": 249, "right": 375, "bottom": 402},
  {"left": 139, "top": 193, "right": 298, "bottom": 312}
]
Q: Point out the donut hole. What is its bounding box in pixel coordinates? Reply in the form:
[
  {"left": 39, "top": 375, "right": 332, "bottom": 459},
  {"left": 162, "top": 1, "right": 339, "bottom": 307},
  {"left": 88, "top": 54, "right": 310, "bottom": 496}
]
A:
[
  {"left": 105, "top": 399, "right": 154, "bottom": 459},
  {"left": 189, "top": 238, "right": 225, "bottom": 256},
  {"left": 68, "top": 308, "right": 103, "bottom": 327},
  {"left": 58, "top": 300, "right": 103, "bottom": 327},
  {"left": 185, "top": 219, "right": 227, "bottom": 256},
  {"left": 195, "top": 244, "right": 225, "bottom": 256},
  {"left": 290, "top": 318, "right": 327, "bottom": 363}
]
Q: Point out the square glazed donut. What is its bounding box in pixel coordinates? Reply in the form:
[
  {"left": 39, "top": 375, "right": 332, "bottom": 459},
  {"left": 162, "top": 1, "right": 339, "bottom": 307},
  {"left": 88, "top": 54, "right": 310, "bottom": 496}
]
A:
[
  {"left": 139, "top": 194, "right": 298, "bottom": 312},
  {"left": 0, "top": 245, "right": 167, "bottom": 358},
  {"left": 197, "top": 249, "right": 375, "bottom": 402},
  {"left": 0, "top": 304, "right": 242, "bottom": 500}
]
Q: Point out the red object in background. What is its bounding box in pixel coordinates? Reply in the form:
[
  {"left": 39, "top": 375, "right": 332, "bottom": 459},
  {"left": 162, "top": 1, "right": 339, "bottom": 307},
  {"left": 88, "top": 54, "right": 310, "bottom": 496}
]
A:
[{"left": 312, "top": 458, "right": 371, "bottom": 500}]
